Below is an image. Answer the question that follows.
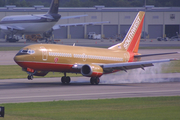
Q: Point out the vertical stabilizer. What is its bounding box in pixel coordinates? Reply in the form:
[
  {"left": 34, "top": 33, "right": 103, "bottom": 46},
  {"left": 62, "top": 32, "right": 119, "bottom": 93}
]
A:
[
  {"left": 48, "top": 0, "right": 59, "bottom": 14},
  {"left": 108, "top": 11, "right": 145, "bottom": 53}
]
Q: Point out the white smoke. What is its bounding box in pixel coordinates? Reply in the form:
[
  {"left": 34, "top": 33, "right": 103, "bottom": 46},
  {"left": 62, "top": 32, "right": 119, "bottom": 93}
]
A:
[{"left": 101, "top": 62, "right": 172, "bottom": 84}]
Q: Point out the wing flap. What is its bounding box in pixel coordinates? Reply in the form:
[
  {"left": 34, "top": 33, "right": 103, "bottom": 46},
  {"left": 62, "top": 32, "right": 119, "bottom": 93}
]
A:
[{"left": 111, "top": 63, "right": 153, "bottom": 70}]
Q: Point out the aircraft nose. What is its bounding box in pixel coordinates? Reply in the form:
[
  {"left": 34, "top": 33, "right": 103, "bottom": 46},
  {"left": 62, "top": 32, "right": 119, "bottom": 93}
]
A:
[{"left": 14, "top": 54, "right": 24, "bottom": 65}]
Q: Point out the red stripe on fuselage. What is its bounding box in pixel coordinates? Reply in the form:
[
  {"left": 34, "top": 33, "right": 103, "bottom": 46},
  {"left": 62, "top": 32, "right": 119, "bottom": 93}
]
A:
[
  {"left": 16, "top": 61, "right": 79, "bottom": 73},
  {"left": 16, "top": 61, "right": 104, "bottom": 77}
]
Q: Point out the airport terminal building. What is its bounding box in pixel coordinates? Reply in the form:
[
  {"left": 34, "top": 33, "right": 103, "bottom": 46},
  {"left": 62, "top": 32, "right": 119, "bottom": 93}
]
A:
[{"left": 0, "top": 5, "right": 180, "bottom": 39}]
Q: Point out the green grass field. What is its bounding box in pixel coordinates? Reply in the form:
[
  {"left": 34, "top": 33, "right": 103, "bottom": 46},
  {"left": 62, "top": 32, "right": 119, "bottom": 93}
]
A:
[
  {"left": 0, "top": 96, "right": 180, "bottom": 120},
  {"left": 0, "top": 60, "right": 180, "bottom": 79}
]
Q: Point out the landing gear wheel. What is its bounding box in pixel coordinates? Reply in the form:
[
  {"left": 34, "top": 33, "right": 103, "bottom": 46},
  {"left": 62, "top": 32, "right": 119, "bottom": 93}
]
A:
[
  {"left": 90, "top": 77, "right": 95, "bottom": 85},
  {"left": 90, "top": 77, "right": 100, "bottom": 85},
  {"left": 27, "top": 75, "right": 33, "bottom": 80},
  {"left": 61, "top": 76, "right": 71, "bottom": 84},
  {"left": 61, "top": 76, "right": 66, "bottom": 84},
  {"left": 66, "top": 76, "right": 71, "bottom": 84},
  {"left": 95, "top": 78, "right": 100, "bottom": 85}
]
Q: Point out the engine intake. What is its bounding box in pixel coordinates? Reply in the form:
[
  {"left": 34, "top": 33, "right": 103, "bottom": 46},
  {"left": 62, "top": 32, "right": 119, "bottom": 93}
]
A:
[{"left": 81, "top": 64, "right": 103, "bottom": 77}]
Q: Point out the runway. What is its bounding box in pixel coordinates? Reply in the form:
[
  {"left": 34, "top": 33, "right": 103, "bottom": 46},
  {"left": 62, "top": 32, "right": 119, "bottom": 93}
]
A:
[
  {"left": 0, "top": 40, "right": 180, "bottom": 104},
  {"left": 0, "top": 73, "right": 180, "bottom": 104}
]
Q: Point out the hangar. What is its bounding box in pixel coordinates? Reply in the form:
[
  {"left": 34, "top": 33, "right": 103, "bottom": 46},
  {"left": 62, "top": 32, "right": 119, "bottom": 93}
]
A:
[{"left": 0, "top": 5, "right": 180, "bottom": 39}]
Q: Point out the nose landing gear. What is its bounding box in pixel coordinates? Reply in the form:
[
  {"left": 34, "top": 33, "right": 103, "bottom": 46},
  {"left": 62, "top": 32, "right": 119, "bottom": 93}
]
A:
[{"left": 27, "top": 75, "right": 33, "bottom": 80}]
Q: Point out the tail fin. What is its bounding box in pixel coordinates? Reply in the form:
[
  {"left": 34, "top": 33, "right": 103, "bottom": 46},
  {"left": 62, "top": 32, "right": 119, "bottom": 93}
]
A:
[
  {"left": 48, "top": 0, "right": 59, "bottom": 14},
  {"left": 108, "top": 11, "right": 145, "bottom": 53}
]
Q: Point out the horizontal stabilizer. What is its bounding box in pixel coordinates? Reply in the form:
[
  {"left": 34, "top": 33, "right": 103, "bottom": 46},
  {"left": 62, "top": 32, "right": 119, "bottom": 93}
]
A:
[{"left": 134, "top": 52, "right": 179, "bottom": 58}]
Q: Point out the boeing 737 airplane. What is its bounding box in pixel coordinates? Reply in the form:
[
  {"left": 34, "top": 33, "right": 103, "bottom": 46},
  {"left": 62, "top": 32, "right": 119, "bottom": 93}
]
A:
[
  {"left": 14, "top": 11, "right": 178, "bottom": 85},
  {"left": 0, "top": 0, "right": 109, "bottom": 42}
]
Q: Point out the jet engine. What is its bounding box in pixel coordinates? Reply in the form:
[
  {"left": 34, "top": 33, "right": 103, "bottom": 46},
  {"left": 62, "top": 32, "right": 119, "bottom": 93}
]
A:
[{"left": 81, "top": 64, "right": 103, "bottom": 77}]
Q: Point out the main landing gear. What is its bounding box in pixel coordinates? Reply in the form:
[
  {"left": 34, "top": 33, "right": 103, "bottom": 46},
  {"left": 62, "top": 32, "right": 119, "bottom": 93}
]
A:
[
  {"left": 61, "top": 73, "right": 100, "bottom": 85},
  {"left": 90, "top": 77, "right": 100, "bottom": 85},
  {"left": 61, "top": 72, "right": 71, "bottom": 84}
]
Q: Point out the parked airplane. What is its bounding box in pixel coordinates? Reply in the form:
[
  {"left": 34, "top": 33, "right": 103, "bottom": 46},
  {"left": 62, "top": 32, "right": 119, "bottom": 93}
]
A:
[
  {"left": 14, "top": 11, "right": 178, "bottom": 85},
  {"left": 0, "top": 0, "right": 109, "bottom": 42}
]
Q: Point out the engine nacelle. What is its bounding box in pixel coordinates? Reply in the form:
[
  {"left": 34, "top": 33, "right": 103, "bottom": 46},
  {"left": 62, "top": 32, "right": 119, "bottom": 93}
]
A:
[{"left": 81, "top": 64, "right": 103, "bottom": 77}]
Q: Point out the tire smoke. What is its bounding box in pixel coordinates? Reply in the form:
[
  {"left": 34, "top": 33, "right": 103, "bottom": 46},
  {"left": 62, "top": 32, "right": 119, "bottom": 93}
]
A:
[{"left": 101, "top": 62, "right": 173, "bottom": 84}]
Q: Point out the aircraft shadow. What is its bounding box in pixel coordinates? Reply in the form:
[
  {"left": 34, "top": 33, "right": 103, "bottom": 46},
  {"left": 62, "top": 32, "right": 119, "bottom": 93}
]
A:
[{"left": 0, "top": 78, "right": 180, "bottom": 90}]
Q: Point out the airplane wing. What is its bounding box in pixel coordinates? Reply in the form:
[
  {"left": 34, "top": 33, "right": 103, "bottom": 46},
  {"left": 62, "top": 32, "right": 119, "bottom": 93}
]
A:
[
  {"left": 52, "top": 21, "right": 110, "bottom": 30},
  {"left": 72, "top": 59, "right": 177, "bottom": 73},
  {"left": 0, "top": 25, "right": 7, "bottom": 30},
  {"left": 100, "top": 59, "right": 176, "bottom": 72},
  {"left": 0, "top": 25, "right": 24, "bottom": 31},
  {"left": 61, "top": 14, "right": 88, "bottom": 19}
]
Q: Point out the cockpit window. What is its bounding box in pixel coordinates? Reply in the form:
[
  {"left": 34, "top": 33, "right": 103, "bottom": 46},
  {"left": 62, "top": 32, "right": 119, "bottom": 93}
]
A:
[
  {"left": 27, "top": 49, "right": 35, "bottom": 54},
  {"left": 17, "top": 48, "right": 35, "bottom": 55},
  {"left": 21, "top": 49, "right": 28, "bottom": 53}
]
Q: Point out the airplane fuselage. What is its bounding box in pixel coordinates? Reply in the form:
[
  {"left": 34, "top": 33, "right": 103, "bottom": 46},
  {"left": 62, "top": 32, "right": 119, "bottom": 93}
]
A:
[
  {"left": 0, "top": 14, "right": 60, "bottom": 34},
  {"left": 14, "top": 44, "right": 135, "bottom": 74}
]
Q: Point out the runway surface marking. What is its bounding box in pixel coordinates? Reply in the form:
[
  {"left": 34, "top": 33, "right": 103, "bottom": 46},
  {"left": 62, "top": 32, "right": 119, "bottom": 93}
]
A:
[{"left": 0, "top": 90, "right": 179, "bottom": 100}]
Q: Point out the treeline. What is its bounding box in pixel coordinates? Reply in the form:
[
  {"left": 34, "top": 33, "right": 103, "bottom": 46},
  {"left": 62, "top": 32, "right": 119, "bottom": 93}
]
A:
[{"left": 0, "top": 0, "right": 179, "bottom": 7}]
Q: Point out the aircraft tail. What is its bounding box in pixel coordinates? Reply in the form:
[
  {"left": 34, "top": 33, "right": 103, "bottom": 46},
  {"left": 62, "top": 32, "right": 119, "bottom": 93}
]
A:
[
  {"left": 48, "top": 0, "right": 59, "bottom": 14},
  {"left": 108, "top": 11, "right": 145, "bottom": 53}
]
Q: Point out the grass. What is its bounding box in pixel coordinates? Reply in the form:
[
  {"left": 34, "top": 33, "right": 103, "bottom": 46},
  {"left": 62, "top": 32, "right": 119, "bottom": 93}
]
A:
[
  {"left": 0, "top": 61, "right": 180, "bottom": 79},
  {"left": 0, "top": 96, "right": 180, "bottom": 120},
  {"left": 162, "top": 61, "right": 180, "bottom": 73}
]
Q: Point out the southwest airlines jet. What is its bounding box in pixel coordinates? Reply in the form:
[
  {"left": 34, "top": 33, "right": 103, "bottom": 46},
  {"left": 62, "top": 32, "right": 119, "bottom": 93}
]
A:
[{"left": 14, "top": 11, "right": 178, "bottom": 85}]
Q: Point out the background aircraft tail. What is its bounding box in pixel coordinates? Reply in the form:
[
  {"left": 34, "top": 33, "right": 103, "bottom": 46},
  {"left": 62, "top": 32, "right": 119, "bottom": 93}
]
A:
[
  {"left": 48, "top": 0, "right": 59, "bottom": 14},
  {"left": 108, "top": 11, "right": 145, "bottom": 53}
]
